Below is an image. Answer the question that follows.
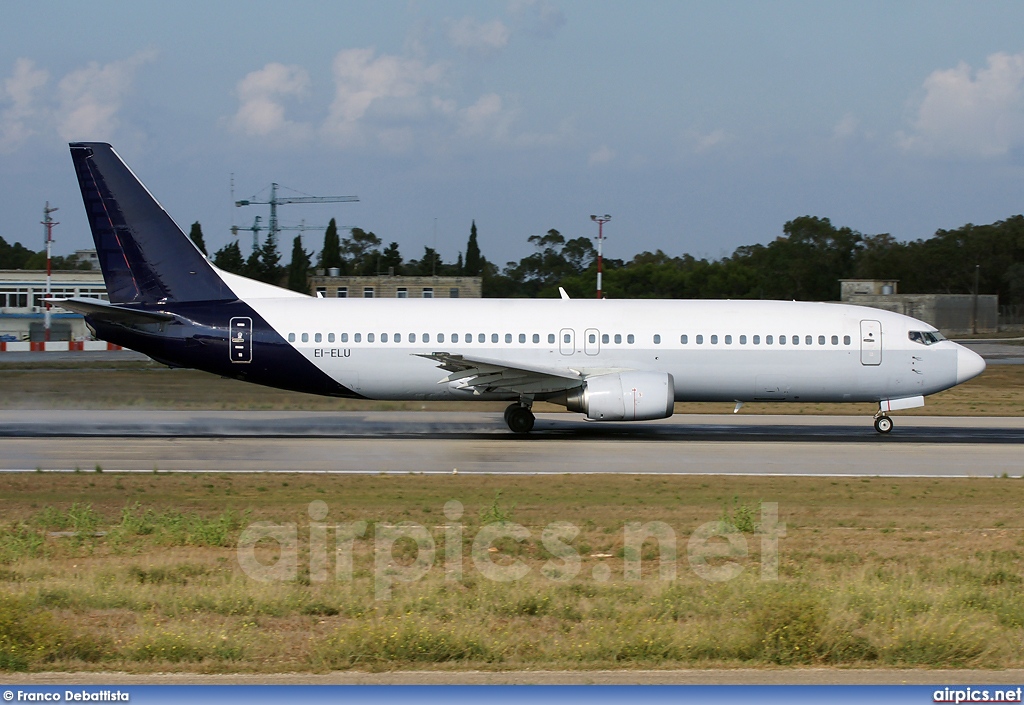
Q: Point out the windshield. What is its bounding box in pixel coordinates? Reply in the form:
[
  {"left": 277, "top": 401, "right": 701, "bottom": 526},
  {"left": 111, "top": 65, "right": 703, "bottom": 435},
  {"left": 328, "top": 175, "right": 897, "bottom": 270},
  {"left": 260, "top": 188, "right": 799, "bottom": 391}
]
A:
[{"left": 908, "top": 330, "right": 945, "bottom": 345}]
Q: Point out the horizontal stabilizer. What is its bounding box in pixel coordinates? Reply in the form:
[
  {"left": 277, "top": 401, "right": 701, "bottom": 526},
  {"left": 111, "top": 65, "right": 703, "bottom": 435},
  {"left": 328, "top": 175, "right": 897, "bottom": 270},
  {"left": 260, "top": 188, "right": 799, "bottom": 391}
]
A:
[{"left": 46, "top": 297, "right": 176, "bottom": 324}]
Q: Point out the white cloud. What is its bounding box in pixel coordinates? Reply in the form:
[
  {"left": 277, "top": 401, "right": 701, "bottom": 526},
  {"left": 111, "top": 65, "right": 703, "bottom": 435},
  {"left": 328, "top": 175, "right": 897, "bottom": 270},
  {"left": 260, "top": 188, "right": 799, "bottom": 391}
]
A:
[
  {"left": 833, "top": 113, "right": 860, "bottom": 140},
  {"left": 687, "top": 128, "right": 729, "bottom": 153},
  {"left": 458, "top": 93, "right": 511, "bottom": 139},
  {"left": 55, "top": 50, "right": 156, "bottom": 142},
  {"left": 508, "top": 0, "right": 566, "bottom": 37},
  {"left": 446, "top": 17, "right": 511, "bottom": 56},
  {"left": 898, "top": 52, "right": 1024, "bottom": 158},
  {"left": 230, "top": 62, "right": 311, "bottom": 139},
  {"left": 322, "top": 48, "right": 446, "bottom": 148},
  {"left": 0, "top": 58, "right": 49, "bottom": 151},
  {"left": 588, "top": 144, "right": 615, "bottom": 165}
]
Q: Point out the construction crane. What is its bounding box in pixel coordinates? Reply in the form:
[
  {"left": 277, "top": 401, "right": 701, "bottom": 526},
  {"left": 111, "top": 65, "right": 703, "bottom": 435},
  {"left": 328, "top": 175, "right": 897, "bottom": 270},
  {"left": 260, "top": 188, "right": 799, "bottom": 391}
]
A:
[{"left": 234, "top": 183, "right": 358, "bottom": 249}]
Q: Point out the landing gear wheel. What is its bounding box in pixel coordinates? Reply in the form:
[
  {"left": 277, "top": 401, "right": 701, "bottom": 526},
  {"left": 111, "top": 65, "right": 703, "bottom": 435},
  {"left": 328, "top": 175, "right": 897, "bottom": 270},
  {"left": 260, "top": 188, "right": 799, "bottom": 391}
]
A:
[
  {"left": 874, "top": 416, "right": 893, "bottom": 434},
  {"left": 506, "top": 406, "right": 535, "bottom": 434}
]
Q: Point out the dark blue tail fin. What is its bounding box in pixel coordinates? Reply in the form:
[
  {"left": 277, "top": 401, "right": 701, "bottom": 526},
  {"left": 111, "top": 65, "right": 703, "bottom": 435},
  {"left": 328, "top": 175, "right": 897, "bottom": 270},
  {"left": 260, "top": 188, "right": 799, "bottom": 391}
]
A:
[{"left": 70, "top": 142, "right": 235, "bottom": 304}]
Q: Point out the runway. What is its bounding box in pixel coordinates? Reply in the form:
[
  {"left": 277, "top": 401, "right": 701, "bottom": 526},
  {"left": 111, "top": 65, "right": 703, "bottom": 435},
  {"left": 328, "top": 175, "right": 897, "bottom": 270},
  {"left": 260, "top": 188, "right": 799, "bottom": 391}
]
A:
[{"left": 1, "top": 410, "right": 1022, "bottom": 476}]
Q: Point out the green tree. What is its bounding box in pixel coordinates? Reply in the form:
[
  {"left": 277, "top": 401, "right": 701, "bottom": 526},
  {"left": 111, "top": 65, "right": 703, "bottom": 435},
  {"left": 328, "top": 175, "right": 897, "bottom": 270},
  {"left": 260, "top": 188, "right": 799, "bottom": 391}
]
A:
[
  {"left": 411, "top": 247, "right": 443, "bottom": 276},
  {"left": 212, "top": 241, "right": 245, "bottom": 274},
  {"left": 287, "top": 235, "right": 312, "bottom": 293},
  {"left": 341, "top": 227, "right": 382, "bottom": 275},
  {"left": 464, "top": 220, "right": 482, "bottom": 275},
  {"left": 380, "top": 241, "right": 403, "bottom": 274},
  {"left": 318, "top": 218, "right": 344, "bottom": 272},
  {"left": 188, "top": 222, "right": 208, "bottom": 255},
  {"left": 258, "top": 232, "right": 283, "bottom": 285}
]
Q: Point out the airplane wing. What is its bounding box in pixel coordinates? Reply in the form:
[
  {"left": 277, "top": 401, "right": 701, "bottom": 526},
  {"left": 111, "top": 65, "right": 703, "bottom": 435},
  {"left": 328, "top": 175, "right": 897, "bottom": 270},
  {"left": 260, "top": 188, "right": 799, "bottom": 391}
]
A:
[
  {"left": 416, "top": 352, "right": 582, "bottom": 396},
  {"left": 45, "top": 297, "right": 177, "bottom": 324}
]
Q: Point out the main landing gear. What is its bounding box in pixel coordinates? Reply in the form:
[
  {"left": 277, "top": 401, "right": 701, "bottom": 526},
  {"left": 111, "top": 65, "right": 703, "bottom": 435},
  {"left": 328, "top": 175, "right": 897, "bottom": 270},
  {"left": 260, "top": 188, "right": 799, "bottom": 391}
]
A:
[
  {"left": 504, "top": 402, "right": 535, "bottom": 434},
  {"left": 873, "top": 414, "right": 893, "bottom": 434}
]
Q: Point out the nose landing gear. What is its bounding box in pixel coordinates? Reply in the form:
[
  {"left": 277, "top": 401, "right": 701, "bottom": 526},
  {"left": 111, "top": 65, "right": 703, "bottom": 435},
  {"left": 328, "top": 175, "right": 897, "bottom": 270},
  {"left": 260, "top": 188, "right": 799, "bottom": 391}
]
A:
[{"left": 504, "top": 402, "right": 535, "bottom": 434}]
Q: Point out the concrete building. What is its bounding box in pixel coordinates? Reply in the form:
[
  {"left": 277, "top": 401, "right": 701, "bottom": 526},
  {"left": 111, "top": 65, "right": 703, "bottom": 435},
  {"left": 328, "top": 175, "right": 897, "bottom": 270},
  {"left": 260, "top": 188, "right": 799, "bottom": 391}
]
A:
[
  {"left": 840, "top": 279, "right": 998, "bottom": 335},
  {"left": 309, "top": 273, "right": 482, "bottom": 299},
  {"left": 0, "top": 269, "right": 107, "bottom": 341}
]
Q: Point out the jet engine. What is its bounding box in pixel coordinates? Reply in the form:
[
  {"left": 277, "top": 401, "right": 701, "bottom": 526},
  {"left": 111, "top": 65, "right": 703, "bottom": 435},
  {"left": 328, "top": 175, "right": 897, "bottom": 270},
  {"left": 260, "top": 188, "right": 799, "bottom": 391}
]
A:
[{"left": 563, "top": 371, "right": 675, "bottom": 421}]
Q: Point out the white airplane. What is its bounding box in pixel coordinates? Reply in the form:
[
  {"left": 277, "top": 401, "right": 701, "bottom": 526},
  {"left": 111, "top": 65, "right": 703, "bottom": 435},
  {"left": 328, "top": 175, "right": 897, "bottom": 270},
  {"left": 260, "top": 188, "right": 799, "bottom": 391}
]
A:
[{"left": 56, "top": 142, "right": 986, "bottom": 434}]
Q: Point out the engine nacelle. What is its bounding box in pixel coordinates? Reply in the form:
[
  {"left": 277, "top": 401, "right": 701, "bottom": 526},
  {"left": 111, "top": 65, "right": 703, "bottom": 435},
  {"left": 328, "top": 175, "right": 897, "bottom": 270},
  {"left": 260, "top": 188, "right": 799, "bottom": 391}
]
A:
[{"left": 564, "top": 371, "right": 675, "bottom": 421}]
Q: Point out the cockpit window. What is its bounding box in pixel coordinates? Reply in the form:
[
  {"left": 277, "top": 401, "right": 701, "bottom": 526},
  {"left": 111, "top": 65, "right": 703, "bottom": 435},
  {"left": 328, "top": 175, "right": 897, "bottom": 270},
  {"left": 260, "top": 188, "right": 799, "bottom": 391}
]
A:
[{"left": 909, "top": 330, "right": 945, "bottom": 345}]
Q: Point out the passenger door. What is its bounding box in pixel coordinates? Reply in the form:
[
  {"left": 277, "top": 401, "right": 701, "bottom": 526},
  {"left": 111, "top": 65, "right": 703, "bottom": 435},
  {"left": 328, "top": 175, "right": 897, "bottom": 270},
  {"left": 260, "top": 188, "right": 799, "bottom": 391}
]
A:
[
  {"left": 584, "top": 328, "right": 600, "bottom": 356},
  {"left": 860, "top": 320, "right": 881, "bottom": 366}
]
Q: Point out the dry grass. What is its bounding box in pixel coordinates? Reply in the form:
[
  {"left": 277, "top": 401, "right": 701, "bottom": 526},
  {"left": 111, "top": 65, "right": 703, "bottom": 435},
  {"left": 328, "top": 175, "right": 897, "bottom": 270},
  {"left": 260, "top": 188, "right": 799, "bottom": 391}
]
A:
[
  {"left": 0, "top": 359, "right": 1020, "bottom": 415},
  {"left": 2, "top": 473, "right": 1024, "bottom": 672}
]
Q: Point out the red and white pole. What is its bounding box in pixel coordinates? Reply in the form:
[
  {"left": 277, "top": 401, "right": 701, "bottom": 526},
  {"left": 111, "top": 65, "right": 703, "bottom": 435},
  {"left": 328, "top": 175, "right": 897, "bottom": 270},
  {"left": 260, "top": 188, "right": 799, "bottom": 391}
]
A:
[
  {"left": 41, "top": 202, "right": 59, "bottom": 342},
  {"left": 590, "top": 214, "right": 611, "bottom": 299}
]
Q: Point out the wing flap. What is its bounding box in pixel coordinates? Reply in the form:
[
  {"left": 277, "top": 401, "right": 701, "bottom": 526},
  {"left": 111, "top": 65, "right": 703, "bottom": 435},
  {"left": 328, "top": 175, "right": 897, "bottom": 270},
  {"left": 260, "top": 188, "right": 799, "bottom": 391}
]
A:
[{"left": 416, "top": 352, "right": 581, "bottom": 396}]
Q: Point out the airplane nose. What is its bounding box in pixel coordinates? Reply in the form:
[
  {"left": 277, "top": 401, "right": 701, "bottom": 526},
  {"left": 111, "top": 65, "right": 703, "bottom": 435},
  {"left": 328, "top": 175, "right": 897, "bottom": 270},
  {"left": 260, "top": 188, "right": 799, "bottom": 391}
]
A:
[{"left": 956, "top": 345, "right": 986, "bottom": 384}]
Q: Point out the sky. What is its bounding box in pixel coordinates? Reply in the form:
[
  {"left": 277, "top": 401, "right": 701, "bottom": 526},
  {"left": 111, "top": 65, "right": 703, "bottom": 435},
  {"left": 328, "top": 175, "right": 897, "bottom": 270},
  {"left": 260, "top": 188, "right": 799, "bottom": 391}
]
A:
[{"left": 3, "top": 1, "right": 1024, "bottom": 268}]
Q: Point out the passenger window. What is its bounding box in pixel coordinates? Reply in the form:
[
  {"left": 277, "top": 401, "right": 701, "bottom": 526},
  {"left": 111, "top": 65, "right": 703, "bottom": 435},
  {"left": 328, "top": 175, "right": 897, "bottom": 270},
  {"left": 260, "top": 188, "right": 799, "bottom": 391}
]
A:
[
  {"left": 492, "top": 333, "right": 499, "bottom": 343},
  {"left": 753, "top": 335, "right": 760, "bottom": 344},
  {"left": 548, "top": 334, "right": 556, "bottom": 344},
  {"left": 844, "top": 335, "right": 851, "bottom": 345},
  {"left": 452, "top": 334, "right": 459, "bottom": 343},
  {"left": 725, "top": 335, "right": 733, "bottom": 344},
  {"left": 354, "top": 333, "right": 361, "bottom": 343},
  {"left": 627, "top": 334, "right": 635, "bottom": 344},
  {"left": 711, "top": 335, "right": 718, "bottom": 344},
  {"left": 479, "top": 333, "right": 486, "bottom": 343},
  {"left": 766, "top": 335, "right": 773, "bottom": 345},
  {"left": 831, "top": 335, "right": 838, "bottom": 345},
  {"left": 653, "top": 334, "right": 661, "bottom": 344},
  {"left": 680, "top": 334, "right": 688, "bottom": 344},
  {"left": 394, "top": 333, "right": 401, "bottom": 343},
  {"left": 341, "top": 333, "right": 348, "bottom": 343},
  {"left": 696, "top": 335, "right": 704, "bottom": 344},
  {"left": 602, "top": 334, "right": 609, "bottom": 344},
  {"left": 381, "top": 333, "right": 388, "bottom": 343},
  {"left": 792, "top": 335, "right": 799, "bottom": 345},
  {"left": 328, "top": 333, "right": 335, "bottom": 343},
  {"left": 423, "top": 333, "right": 430, "bottom": 343},
  {"left": 590, "top": 333, "right": 597, "bottom": 343},
  {"left": 818, "top": 335, "right": 825, "bottom": 345},
  {"left": 301, "top": 333, "right": 309, "bottom": 343},
  {"left": 288, "top": 333, "right": 296, "bottom": 342},
  {"left": 779, "top": 335, "right": 786, "bottom": 345},
  {"left": 519, "top": 333, "right": 526, "bottom": 343},
  {"left": 409, "top": 333, "right": 416, "bottom": 343},
  {"left": 805, "top": 335, "right": 812, "bottom": 345},
  {"left": 440, "top": 333, "right": 447, "bottom": 343},
  {"left": 367, "top": 333, "right": 375, "bottom": 343},
  {"left": 739, "top": 335, "right": 746, "bottom": 344},
  {"left": 533, "top": 334, "right": 540, "bottom": 343}
]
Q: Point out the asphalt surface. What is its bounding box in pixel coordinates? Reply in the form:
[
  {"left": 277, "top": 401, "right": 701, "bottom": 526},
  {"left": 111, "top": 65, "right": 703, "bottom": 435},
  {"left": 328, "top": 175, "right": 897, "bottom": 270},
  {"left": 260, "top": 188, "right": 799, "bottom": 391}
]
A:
[{"left": 1, "top": 411, "right": 1022, "bottom": 476}]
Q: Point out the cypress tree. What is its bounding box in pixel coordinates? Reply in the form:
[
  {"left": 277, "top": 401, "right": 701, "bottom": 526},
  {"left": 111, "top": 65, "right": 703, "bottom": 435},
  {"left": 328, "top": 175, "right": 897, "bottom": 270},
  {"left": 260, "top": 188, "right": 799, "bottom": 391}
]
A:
[
  {"left": 319, "top": 218, "right": 343, "bottom": 271},
  {"left": 464, "top": 220, "right": 482, "bottom": 275},
  {"left": 287, "top": 235, "right": 312, "bottom": 293},
  {"left": 188, "top": 221, "right": 208, "bottom": 255}
]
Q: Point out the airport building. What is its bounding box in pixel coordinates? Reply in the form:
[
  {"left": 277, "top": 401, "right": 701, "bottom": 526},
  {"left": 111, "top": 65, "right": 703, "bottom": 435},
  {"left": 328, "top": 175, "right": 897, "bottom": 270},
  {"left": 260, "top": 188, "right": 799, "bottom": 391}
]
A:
[
  {"left": 309, "top": 271, "right": 482, "bottom": 299},
  {"left": 0, "top": 269, "right": 108, "bottom": 341},
  {"left": 840, "top": 279, "right": 998, "bottom": 335}
]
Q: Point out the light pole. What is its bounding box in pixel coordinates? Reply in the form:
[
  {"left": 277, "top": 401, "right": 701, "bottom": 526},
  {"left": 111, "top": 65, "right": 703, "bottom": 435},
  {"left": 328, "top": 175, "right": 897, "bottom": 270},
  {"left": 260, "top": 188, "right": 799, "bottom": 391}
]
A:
[
  {"left": 590, "top": 214, "right": 611, "bottom": 298},
  {"left": 41, "top": 202, "right": 59, "bottom": 342}
]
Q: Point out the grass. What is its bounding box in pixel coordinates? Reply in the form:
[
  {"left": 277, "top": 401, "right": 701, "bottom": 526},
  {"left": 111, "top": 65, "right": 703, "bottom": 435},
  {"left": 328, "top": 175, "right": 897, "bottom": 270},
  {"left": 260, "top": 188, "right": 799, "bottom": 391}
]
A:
[
  {"left": 1, "top": 472, "right": 1024, "bottom": 672},
  {"left": 0, "top": 358, "right": 1020, "bottom": 415}
]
